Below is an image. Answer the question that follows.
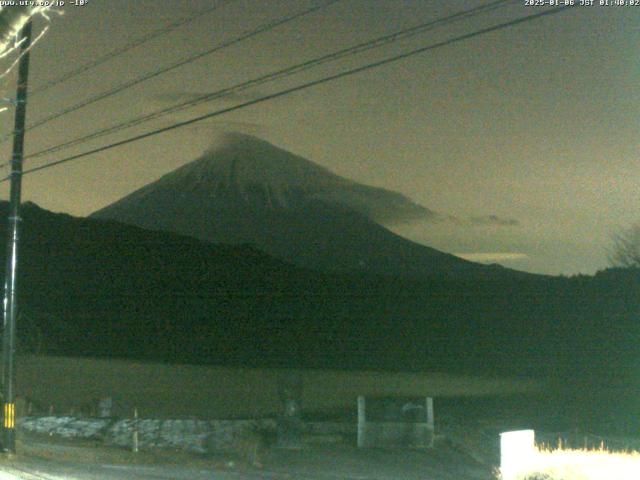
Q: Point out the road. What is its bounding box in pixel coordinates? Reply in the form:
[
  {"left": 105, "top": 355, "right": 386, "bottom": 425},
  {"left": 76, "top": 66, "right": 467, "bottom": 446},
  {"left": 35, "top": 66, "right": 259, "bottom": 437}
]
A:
[
  {"left": 0, "top": 434, "right": 494, "bottom": 480},
  {"left": 0, "top": 459, "right": 246, "bottom": 480}
]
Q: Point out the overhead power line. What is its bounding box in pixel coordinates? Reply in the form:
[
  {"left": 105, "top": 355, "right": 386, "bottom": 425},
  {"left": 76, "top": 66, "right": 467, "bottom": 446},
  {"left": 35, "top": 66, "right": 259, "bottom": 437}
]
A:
[
  {"left": 0, "top": 0, "right": 340, "bottom": 145},
  {"left": 25, "top": 0, "right": 514, "bottom": 162},
  {"left": 29, "top": 0, "right": 232, "bottom": 95},
  {"left": 6, "top": 5, "right": 575, "bottom": 181}
]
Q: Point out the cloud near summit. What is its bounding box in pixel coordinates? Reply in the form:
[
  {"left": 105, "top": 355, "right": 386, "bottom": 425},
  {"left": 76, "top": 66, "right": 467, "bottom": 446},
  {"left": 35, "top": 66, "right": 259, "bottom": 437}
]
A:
[
  {"left": 469, "top": 215, "right": 520, "bottom": 227},
  {"left": 454, "top": 252, "right": 528, "bottom": 263}
]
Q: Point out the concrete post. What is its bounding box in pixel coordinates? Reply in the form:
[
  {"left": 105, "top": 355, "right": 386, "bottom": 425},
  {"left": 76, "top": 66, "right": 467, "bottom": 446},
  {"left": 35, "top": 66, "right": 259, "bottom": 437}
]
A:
[
  {"left": 357, "top": 396, "right": 366, "bottom": 448},
  {"left": 276, "top": 372, "right": 303, "bottom": 449}
]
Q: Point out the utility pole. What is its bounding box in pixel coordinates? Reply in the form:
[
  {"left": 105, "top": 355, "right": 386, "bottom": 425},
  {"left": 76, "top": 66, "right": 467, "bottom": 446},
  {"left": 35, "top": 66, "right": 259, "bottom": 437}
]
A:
[{"left": 2, "top": 20, "right": 32, "bottom": 454}]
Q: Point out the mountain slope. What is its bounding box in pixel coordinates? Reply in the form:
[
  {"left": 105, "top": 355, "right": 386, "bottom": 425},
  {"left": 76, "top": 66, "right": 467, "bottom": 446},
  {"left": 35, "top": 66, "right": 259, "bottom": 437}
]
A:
[{"left": 91, "top": 134, "right": 518, "bottom": 279}]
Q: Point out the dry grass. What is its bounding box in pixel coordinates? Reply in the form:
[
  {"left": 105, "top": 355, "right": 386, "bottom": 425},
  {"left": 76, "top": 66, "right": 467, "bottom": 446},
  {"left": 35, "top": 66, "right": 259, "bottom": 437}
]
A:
[{"left": 503, "top": 446, "right": 640, "bottom": 480}]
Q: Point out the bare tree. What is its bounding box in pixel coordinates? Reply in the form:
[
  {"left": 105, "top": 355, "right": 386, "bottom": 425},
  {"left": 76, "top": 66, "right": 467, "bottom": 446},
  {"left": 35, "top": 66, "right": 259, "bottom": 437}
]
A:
[{"left": 609, "top": 223, "right": 640, "bottom": 268}]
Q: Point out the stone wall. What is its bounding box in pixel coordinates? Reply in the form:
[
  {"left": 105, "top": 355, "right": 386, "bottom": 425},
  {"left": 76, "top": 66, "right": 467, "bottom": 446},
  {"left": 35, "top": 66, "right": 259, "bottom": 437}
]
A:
[
  {"left": 19, "top": 416, "right": 277, "bottom": 453},
  {"left": 18, "top": 416, "right": 355, "bottom": 453}
]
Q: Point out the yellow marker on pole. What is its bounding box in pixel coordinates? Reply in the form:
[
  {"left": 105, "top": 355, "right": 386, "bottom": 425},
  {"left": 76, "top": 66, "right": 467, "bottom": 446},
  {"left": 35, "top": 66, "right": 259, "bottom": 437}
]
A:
[{"left": 3, "top": 403, "right": 15, "bottom": 429}]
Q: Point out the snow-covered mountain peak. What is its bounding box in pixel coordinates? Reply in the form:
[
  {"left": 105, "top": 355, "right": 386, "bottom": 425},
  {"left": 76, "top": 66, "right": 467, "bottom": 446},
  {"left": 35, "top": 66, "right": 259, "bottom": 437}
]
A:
[
  {"left": 169, "top": 133, "right": 348, "bottom": 194},
  {"left": 99, "top": 133, "right": 433, "bottom": 225}
]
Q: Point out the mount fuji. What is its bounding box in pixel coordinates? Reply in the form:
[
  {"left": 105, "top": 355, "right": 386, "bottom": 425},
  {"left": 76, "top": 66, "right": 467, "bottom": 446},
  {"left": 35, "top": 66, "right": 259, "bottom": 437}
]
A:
[{"left": 91, "top": 133, "right": 519, "bottom": 279}]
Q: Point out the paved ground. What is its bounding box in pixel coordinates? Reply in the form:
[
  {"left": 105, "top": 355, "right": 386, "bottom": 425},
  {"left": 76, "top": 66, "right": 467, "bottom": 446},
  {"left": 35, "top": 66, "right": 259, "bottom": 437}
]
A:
[
  {"left": 262, "top": 444, "right": 494, "bottom": 480},
  {"left": 0, "top": 435, "right": 495, "bottom": 480}
]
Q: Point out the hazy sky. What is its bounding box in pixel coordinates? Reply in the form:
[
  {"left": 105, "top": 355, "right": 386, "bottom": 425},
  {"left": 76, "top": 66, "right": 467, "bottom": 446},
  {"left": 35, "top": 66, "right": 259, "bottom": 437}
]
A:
[{"left": 0, "top": 0, "right": 637, "bottom": 276}]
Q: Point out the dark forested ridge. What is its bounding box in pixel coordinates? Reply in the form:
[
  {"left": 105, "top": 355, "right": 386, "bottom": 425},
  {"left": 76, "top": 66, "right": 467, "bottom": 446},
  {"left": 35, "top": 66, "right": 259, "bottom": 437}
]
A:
[{"left": 1, "top": 202, "right": 638, "bottom": 396}]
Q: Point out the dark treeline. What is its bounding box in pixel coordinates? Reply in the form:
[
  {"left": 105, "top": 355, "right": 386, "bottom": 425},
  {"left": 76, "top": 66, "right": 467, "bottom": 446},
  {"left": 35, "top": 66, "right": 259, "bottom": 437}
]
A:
[{"left": 1, "top": 203, "right": 638, "bottom": 405}]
